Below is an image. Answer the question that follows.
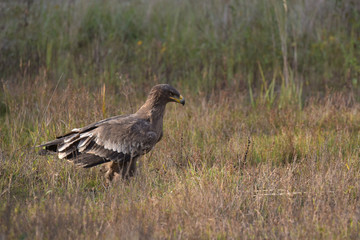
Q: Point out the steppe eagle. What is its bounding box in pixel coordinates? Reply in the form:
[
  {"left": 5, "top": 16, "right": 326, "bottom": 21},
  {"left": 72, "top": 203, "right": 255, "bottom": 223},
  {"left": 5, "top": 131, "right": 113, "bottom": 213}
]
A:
[{"left": 38, "top": 84, "right": 185, "bottom": 182}]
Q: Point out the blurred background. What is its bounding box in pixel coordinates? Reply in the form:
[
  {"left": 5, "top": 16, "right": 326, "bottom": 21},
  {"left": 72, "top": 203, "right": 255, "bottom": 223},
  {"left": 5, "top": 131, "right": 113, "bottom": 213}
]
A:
[{"left": 1, "top": 0, "right": 359, "bottom": 100}]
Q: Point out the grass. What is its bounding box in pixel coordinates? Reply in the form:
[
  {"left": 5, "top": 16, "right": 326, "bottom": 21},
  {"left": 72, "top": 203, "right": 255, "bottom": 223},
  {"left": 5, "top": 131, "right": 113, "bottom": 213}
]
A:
[
  {"left": 1, "top": 80, "right": 360, "bottom": 239},
  {"left": 1, "top": 0, "right": 360, "bottom": 239},
  {"left": 1, "top": 0, "right": 360, "bottom": 92}
]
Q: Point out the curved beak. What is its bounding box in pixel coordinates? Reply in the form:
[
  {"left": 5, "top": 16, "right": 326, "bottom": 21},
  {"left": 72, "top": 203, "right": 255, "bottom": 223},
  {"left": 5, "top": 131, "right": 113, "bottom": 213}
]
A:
[{"left": 170, "top": 95, "right": 185, "bottom": 106}]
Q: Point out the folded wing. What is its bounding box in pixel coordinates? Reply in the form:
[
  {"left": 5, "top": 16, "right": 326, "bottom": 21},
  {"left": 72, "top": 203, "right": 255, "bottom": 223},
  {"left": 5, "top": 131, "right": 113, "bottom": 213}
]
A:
[{"left": 38, "top": 116, "right": 158, "bottom": 168}]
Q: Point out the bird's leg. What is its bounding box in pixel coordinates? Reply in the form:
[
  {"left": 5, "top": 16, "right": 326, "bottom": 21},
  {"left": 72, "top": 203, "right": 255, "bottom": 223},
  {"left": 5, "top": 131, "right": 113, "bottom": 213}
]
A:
[
  {"left": 104, "top": 162, "right": 121, "bottom": 183},
  {"left": 103, "top": 159, "right": 137, "bottom": 184},
  {"left": 122, "top": 157, "right": 137, "bottom": 179}
]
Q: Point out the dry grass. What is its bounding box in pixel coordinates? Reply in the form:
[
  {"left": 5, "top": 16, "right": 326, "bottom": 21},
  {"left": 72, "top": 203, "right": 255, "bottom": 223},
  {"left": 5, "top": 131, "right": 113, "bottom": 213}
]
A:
[
  {"left": 1, "top": 78, "right": 360, "bottom": 239},
  {"left": 1, "top": 1, "right": 360, "bottom": 238}
]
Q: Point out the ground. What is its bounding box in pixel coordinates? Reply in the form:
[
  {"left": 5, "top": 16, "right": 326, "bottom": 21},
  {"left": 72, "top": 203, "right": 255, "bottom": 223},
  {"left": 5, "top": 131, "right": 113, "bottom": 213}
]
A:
[
  {"left": 1, "top": 0, "right": 360, "bottom": 238},
  {"left": 1, "top": 81, "right": 359, "bottom": 238}
]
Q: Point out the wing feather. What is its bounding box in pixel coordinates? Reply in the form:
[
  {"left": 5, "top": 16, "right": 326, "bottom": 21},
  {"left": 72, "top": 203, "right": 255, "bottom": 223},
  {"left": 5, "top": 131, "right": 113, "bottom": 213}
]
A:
[{"left": 38, "top": 114, "right": 159, "bottom": 168}]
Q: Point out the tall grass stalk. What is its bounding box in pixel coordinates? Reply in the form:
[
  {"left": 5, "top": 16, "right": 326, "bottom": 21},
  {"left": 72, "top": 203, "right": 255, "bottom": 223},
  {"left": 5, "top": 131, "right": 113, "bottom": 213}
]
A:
[
  {"left": 1, "top": 77, "right": 360, "bottom": 238},
  {"left": 1, "top": 0, "right": 359, "bottom": 96},
  {"left": 1, "top": 1, "right": 360, "bottom": 237},
  {"left": 272, "top": 0, "right": 289, "bottom": 87}
]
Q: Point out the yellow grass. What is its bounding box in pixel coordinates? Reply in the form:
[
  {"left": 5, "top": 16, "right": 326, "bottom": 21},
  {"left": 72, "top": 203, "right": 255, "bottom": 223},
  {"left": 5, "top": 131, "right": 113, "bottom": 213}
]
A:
[{"left": 1, "top": 78, "right": 359, "bottom": 239}]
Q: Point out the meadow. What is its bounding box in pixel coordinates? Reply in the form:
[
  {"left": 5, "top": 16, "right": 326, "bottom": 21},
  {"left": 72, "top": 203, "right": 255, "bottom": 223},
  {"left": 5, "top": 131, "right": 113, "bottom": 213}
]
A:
[{"left": 1, "top": 0, "right": 360, "bottom": 239}]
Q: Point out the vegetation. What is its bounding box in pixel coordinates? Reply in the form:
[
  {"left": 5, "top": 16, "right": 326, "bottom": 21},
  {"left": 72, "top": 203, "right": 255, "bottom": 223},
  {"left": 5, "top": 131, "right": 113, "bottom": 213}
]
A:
[{"left": 1, "top": 0, "right": 360, "bottom": 238}]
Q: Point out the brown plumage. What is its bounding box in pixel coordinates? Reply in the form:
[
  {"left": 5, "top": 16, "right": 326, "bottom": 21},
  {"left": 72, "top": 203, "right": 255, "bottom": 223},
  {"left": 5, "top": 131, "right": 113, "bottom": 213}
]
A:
[{"left": 38, "top": 84, "right": 185, "bottom": 182}]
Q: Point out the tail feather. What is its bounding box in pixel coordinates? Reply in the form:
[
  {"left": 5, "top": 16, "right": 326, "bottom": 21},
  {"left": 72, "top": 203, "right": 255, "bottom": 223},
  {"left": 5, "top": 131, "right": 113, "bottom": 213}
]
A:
[
  {"left": 38, "top": 131, "right": 110, "bottom": 168},
  {"left": 37, "top": 138, "right": 63, "bottom": 154},
  {"left": 38, "top": 148, "right": 56, "bottom": 156},
  {"left": 70, "top": 154, "right": 110, "bottom": 168}
]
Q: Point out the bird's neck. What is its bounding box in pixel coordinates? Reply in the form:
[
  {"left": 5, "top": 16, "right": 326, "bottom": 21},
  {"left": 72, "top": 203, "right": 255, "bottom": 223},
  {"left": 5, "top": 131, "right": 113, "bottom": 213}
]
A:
[{"left": 136, "top": 99, "right": 166, "bottom": 128}]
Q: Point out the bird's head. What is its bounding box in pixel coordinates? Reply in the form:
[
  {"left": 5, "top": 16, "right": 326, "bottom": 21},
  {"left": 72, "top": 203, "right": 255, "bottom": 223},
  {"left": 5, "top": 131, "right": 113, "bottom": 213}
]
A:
[{"left": 149, "top": 84, "right": 185, "bottom": 106}]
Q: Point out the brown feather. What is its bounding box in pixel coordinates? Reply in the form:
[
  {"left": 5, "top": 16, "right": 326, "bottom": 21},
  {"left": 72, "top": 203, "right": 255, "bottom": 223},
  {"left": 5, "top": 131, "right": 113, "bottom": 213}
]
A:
[{"left": 37, "top": 84, "right": 185, "bottom": 181}]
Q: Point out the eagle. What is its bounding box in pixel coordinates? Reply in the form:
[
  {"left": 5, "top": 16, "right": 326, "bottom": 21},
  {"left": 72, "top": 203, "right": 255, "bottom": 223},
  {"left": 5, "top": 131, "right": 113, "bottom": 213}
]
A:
[{"left": 38, "top": 84, "right": 185, "bottom": 182}]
